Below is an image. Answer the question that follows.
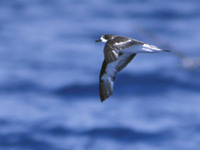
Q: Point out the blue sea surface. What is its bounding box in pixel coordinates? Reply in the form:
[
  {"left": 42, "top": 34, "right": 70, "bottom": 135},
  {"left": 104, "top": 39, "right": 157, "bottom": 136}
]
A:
[{"left": 0, "top": 0, "right": 200, "bottom": 150}]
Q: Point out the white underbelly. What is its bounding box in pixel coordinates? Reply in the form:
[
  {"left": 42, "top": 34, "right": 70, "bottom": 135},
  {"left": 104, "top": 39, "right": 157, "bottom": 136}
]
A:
[{"left": 121, "top": 45, "right": 143, "bottom": 53}]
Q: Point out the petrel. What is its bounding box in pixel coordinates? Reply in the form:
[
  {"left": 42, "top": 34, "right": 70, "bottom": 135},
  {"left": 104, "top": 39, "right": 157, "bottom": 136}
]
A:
[{"left": 96, "top": 34, "right": 170, "bottom": 102}]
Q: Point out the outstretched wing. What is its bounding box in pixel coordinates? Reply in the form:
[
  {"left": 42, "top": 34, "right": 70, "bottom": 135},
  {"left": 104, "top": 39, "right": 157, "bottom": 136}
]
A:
[
  {"left": 99, "top": 53, "right": 136, "bottom": 102},
  {"left": 104, "top": 37, "right": 143, "bottom": 62}
]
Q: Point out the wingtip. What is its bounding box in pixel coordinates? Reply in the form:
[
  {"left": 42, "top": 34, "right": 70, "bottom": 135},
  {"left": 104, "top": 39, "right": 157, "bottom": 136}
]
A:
[
  {"left": 100, "top": 90, "right": 112, "bottom": 102},
  {"left": 100, "top": 94, "right": 112, "bottom": 102},
  {"left": 101, "top": 99, "right": 105, "bottom": 102},
  {"left": 100, "top": 95, "right": 107, "bottom": 102}
]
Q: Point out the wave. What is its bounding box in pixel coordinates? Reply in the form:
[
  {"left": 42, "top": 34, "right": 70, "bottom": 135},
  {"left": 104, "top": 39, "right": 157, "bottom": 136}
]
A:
[
  {"left": 55, "top": 71, "right": 200, "bottom": 98},
  {"left": 0, "top": 70, "right": 199, "bottom": 100},
  {"left": 40, "top": 125, "right": 173, "bottom": 143}
]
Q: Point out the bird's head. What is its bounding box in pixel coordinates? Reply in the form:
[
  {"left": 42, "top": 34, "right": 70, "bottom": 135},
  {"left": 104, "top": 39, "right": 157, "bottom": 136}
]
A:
[{"left": 96, "top": 34, "right": 115, "bottom": 43}]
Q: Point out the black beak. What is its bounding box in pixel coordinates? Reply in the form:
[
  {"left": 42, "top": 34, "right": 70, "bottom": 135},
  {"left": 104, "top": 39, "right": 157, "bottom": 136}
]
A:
[{"left": 95, "top": 39, "right": 101, "bottom": 42}]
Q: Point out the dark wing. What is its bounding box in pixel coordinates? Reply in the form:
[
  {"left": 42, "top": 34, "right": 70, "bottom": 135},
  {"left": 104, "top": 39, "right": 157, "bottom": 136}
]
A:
[
  {"left": 104, "top": 37, "right": 143, "bottom": 62},
  {"left": 104, "top": 41, "right": 119, "bottom": 62},
  {"left": 113, "top": 36, "right": 144, "bottom": 49},
  {"left": 99, "top": 53, "right": 136, "bottom": 102}
]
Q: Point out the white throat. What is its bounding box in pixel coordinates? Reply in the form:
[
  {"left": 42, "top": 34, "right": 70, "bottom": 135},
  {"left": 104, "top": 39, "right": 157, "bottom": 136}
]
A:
[{"left": 100, "top": 37, "right": 108, "bottom": 43}]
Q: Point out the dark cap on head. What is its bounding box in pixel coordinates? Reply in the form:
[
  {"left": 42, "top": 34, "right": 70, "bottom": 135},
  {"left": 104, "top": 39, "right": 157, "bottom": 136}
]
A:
[{"left": 102, "top": 34, "right": 115, "bottom": 40}]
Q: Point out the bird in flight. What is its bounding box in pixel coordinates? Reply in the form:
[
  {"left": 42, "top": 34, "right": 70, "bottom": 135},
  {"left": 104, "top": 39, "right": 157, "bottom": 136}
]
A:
[{"left": 96, "top": 34, "right": 170, "bottom": 102}]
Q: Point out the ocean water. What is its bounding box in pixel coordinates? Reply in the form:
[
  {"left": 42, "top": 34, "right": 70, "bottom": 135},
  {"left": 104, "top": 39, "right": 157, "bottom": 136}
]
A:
[{"left": 0, "top": 0, "right": 200, "bottom": 150}]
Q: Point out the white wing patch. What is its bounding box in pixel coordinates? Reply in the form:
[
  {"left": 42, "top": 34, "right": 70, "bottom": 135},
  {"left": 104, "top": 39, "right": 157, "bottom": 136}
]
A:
[
  {"left": 114, "top": 39, "right": 132, "bottom": 46},
  {"left": 111, "top": 50, "right": 118, "bottom": 61}
]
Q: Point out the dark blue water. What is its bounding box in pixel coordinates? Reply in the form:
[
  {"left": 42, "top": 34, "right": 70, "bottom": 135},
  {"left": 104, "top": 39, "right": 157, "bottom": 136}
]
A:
[{"left": 0, "top": 0, "right": 200, "bottom": 150}]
